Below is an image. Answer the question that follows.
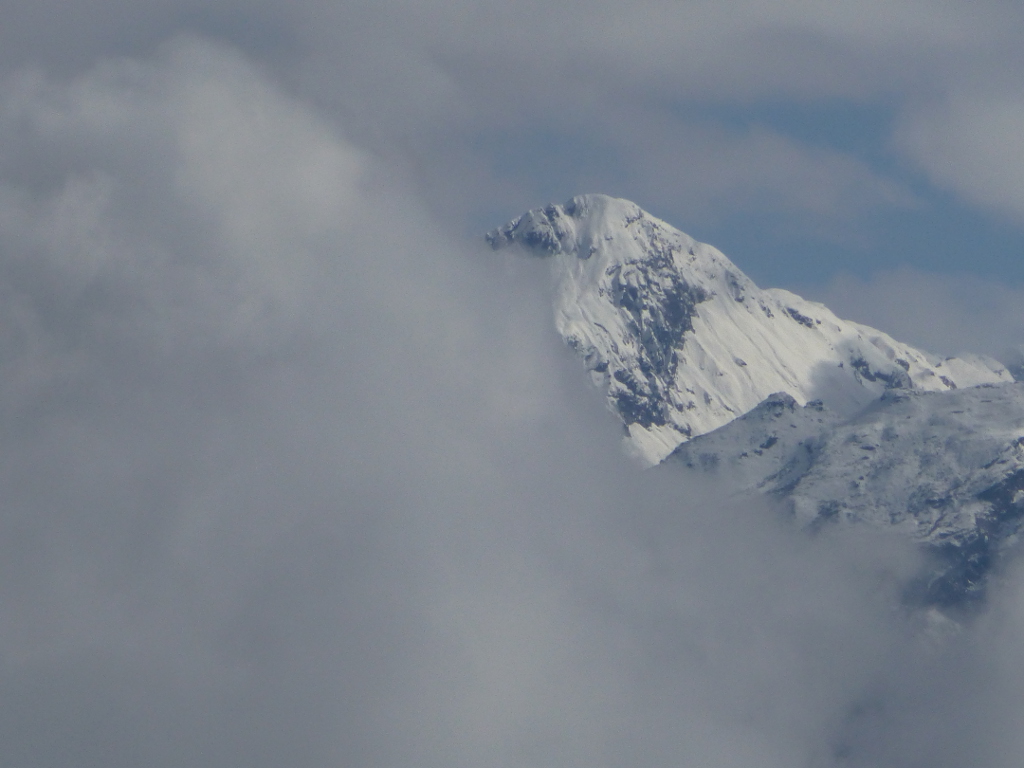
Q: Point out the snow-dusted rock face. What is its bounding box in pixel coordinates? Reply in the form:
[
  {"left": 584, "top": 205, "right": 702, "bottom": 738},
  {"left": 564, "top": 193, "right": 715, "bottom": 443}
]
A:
[
  {"left": 489, "top": 195, "right": 1012, "bottom": 465},
  {"left": 669, "top": 392, "right": 844, "bottom": 494},
  {"left": 667, "top": 383, "right": 1024, "bottom": 603}
]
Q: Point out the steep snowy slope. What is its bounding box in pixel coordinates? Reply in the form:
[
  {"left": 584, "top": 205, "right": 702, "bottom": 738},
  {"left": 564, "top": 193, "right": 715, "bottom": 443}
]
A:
[{"left": 489, "top": 195, "right": 1012, "bottom": 465}]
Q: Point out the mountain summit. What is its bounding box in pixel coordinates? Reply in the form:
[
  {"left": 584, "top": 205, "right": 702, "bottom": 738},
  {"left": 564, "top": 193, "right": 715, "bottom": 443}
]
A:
[{"left": 489, "top": 194, "right": 1011, "bottom": 464}]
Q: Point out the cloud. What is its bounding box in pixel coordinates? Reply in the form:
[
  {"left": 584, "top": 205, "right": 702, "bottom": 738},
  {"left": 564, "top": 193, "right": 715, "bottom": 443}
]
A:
[
  {"left": 605, "top": 114, "right": 919, "bottom": 225},
  {"left": 0, "top": 35, "right": 581, "bottom": 766},
  {"left": 808, "top": 267, "right": 1024, "bottom": 363},
  {"left": 4, "top": 0, "right": 1024, "bottom": 242},
  {"left": 2, "top": 36, "right": 1024, "bottom": 768},
  {"left": 293, "top": 1, "right": 1024, "bottom": 250},
  {"left": 896, "top": 90, "right": 1024, "bottom": 222}
]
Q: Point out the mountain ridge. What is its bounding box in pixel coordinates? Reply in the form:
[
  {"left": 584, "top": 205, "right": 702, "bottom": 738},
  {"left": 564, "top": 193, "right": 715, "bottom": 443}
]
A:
[
  {"left": 666, "top": 382, "right": 1024, "bottom": 604},
  {"left": 489, "top": 194, "right": 1011, "bottom": 465},
  {"left": 490, "top": 194, "right": 1024, "bottom": 604}
]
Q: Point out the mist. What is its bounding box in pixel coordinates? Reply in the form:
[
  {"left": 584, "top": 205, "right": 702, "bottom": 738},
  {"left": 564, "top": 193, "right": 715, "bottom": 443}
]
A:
[{"left": 0, "top": 32, "right": 1024, "bottom": 768}]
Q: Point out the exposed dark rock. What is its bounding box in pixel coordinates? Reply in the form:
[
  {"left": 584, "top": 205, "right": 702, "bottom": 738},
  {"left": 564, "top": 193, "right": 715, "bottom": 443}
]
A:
[{"left": 785, "top": 307, "right": 816, "bottom": 328}]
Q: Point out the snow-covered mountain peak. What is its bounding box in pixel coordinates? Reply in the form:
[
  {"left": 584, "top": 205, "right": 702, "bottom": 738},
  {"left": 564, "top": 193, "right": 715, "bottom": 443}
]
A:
[
  {"left": 489, "top": 195, "right": 1012, "bottom": 465},
  {"left": 487, "top": 194, "right": 747, "bottom": 297}
]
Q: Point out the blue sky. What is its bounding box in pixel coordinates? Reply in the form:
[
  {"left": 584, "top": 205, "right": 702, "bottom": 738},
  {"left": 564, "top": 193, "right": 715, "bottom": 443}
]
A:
[
  {"left": 470, "top": 102, "right": 1024, "bottom": 288},
  {"left": 342, "top": 2, "right": 1024, "bottom": 302},
  {"left": 468, "top": 93, "right": 1024, "bottom": 288},
  {"left": 6, "top": 0, "right": 1023, "bottom": 295}
]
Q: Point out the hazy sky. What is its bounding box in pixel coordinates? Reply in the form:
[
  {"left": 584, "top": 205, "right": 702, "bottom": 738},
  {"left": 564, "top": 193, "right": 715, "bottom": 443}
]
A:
[{"left": 3, "top": 3, "right": 1024, "bottom": 767}]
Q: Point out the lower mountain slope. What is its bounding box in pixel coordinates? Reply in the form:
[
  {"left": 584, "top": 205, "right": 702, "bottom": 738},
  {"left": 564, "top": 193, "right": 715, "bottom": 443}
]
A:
[{"left": 666, "top": 383, "right": 1024, "bottom": 603}]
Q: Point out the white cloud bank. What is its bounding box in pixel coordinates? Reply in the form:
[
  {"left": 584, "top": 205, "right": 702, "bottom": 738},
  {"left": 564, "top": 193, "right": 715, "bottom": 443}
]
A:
[
  {"left": 896, "top": 90, "right": 1024, "bottom": 223},
  {"left": 0, "top": 36, "right": 1022, "bottom": 768},
  {"left": 2, "top": 0, "right": 1024, "bottom": 243},
  {"left": 811, "top": 268, "right": 1024, "bottom": 364}
]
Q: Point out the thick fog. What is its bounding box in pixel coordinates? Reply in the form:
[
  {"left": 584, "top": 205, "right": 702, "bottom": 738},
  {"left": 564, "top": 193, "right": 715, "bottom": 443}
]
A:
[{"left": 2, "top": 14, "right": 1024, "bottom": 768}]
